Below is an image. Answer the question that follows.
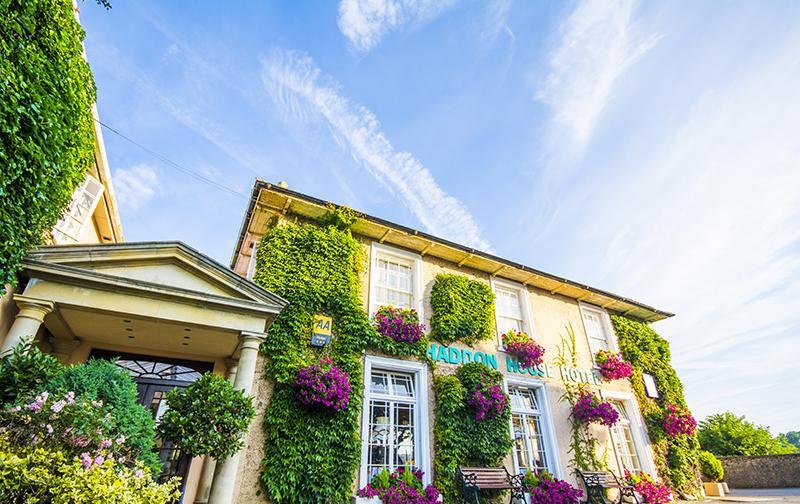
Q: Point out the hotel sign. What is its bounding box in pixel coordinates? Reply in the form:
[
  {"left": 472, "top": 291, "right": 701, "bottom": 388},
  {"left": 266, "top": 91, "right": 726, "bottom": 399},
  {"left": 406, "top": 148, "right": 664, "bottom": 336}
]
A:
[
  {"left": 311, "top": 315, "right": 332, "bottom": 347},
  {"left": 426, "top": 342, "right": 600, "bottom": 386}
]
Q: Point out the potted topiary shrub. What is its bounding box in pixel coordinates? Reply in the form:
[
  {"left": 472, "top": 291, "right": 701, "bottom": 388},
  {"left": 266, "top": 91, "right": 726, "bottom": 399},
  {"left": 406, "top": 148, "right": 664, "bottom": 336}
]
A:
[{"left": 698, "top": 450, "right": 726, "bottom": 496}]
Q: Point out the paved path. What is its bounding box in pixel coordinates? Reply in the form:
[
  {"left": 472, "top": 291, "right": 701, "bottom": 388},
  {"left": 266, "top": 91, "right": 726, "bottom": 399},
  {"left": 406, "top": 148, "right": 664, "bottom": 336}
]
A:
[{"left": 678, "top": 488, "right": 800, "bottom": 503}]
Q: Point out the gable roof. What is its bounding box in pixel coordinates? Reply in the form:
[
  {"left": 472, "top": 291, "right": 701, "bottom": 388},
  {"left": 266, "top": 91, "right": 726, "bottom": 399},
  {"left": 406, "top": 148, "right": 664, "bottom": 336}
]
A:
[
  {"left": 23, "top": 241, "right": 287, "bottom": 315},
  {"left": 231, "top": 180, "right": 673, "bottom": 322}
]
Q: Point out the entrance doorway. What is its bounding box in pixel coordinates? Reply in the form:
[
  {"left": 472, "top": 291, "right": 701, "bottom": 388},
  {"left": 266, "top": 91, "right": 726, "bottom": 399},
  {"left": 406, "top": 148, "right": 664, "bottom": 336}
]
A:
[{"left": 90, "top": 350, "right": 213, "bottom": 485}]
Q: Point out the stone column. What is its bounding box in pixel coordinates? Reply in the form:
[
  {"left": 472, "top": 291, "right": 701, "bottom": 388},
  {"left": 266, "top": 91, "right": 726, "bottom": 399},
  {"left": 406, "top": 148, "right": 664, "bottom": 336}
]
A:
[
  {"left": 194, "top": 359, "right": 240, "bottom": 503},
  {"left": 207, "top": 332, "right": 265, "bottom": 504},
  {"left": 1, "top": 295, "right": 54, "bottom": 353},
  {"left": 51, "top": 337, "right": 81, "bottom": 364}
]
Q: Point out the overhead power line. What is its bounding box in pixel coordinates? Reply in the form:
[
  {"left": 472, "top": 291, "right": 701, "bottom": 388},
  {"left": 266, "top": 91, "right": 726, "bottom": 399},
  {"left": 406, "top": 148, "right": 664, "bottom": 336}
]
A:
[{"left": 94, "top": 118, "right": 249, "bottom": 199}]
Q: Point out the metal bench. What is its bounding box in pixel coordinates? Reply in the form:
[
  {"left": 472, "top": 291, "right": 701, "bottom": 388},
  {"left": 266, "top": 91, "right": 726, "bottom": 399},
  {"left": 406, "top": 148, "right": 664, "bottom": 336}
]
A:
[
  {"left": 577, "top": 470, "right": 640, "bottom": 504},
  {"left": 458, "top": 466, "right": 525, "bottom": 503}
]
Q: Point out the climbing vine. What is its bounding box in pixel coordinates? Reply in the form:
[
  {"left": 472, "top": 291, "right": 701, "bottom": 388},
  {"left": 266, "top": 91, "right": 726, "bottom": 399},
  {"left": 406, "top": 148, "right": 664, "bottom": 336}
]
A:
[
  {"left": 433, "top": 362, "right": 512, "bottom": 503},
  {"left": 611, "top": 315, "right": 702, "bottom": 498},
  {"left": 254, "top": 208, "right": 428, "bottom": 503},
  {"left": 1, "top": 0, "right": 98, "bottom": 286},
  {"left": 554, "top": 325, "right": 606, "bottom": 473},
  {"left": 429, "top": 274, "right": 495, "bottom": 345}
]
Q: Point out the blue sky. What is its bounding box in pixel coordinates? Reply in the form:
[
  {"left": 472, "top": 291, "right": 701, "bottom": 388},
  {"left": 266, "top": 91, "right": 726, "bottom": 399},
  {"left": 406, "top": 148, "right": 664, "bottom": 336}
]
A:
[{"left": 80, "top": 1, "right": 800, "bottom": 433}]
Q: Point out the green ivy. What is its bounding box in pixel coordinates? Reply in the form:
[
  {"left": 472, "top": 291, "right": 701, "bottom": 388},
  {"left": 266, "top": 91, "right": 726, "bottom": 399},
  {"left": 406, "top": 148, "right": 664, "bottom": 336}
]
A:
[
  {"left": 158, "top": 373, "right": 255, "bottom": 460},
  {"left": 611, "top": 315, "right": 702, "bottom": 498},
  {"left": 429, "top": 274, "right": 495, "bottom": 345},
  {"left": 254, "top": 210, "right": 429, "bottom": 503},
  {"left": 433, "top": 362, "right": 512, "bottom": 503},
  {"left": 1, "top": 0, "right": 98, "bottom": 286}
]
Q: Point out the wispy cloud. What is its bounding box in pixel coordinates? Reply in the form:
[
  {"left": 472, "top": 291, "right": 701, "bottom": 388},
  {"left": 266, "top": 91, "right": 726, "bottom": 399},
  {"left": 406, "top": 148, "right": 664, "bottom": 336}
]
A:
[
  {"left": 537, "top": 0, "right": 659, "bottom": 154},
  {"left": 337, "top": 0, "right": 459, "bottom": 53},
  {"left": 480, "top": 0, "right": 514, "bottom": 44},
  {"left": 114, "top": 164, "right": 160, "bottom": 211},
  {"left": 262, "top": 48, "right": 491, "bottom": 250}
]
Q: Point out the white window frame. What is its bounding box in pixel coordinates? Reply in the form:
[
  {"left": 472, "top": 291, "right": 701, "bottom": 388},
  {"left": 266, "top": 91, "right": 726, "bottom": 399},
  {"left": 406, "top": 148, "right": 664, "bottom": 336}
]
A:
[
  {"left": 579, "top": 303, "right": 619, "bottom": 362},
  {"left": 503, "top": 376, "right": 562, "bottom": 478},
  {"left": 246, "top": 241, "right": 259, "bottom": 280},
  {"left": 600, "top": 390, "right": 656, "bottom": 476},
  {"left": 52, "top": 174, "right": 105, "bottom": 244},
  {"left": 492, "top": 277, "right": 534, "bottom": 348},
  {"left": 359, "top": 356, "right": 431, "bottom": 489},
  {"left": 368, "top": 243, "right": 424, "bottom": 319}
]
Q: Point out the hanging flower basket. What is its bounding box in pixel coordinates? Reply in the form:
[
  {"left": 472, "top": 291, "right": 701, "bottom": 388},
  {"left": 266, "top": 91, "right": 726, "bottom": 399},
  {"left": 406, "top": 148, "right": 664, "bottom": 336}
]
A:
[
  {"left": 502, "top": 329, "right": 545, "bottom": 369},
  {"left": 467, "top": 379, "right": 508, "bottom": 421},
  {"left": 294, "top": 358, "right": 351, "bottom": 412},
  {"left": 373, "top": 306, "right": 425, "bottom": 344},
  {"left": 571, "top": 390, "right": 619, "bottom": 426},
  {"left": 524, "top": 470, "right": 583, "bottom": 504},
  {"left": 662, "top": 403, "right": 696, "bottom": 437},
  {"left": 625, "top": 470, "right": 673, "bottom": 504},
  {"left": 595, "top": 350, "right": 633, "bottom": 381}
]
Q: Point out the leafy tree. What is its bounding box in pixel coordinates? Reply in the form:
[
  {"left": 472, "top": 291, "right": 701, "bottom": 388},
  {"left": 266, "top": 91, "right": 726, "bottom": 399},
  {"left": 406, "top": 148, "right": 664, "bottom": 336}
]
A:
[
  {"left": 1, "top": 0, "right": 99, "bottom": 286},
  {"left": 698, "top": 412, "right": 797, "bottom": 456},
  {"left": 0, "top": 340, "right": 63, "bottom": 405},
  {"left": 782, "top": 431, "right": 800, "bottom": 451}
]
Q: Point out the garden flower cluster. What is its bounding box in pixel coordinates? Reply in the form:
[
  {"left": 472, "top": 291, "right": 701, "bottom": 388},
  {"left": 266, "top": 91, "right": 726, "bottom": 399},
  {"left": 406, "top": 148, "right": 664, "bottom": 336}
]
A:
[
  {"left": 2, "top": 390, "right": 133, "bottom": 468},
  {"left": 595, "top": 350, "right": 633, "bottom": 381},
  {"left": 502, "top": 329, "right": 545, "bottom": 369},
  {"left": 357, "top": 467, "right": 440, "bottom": 504},
  {"left": 467, "top": 379, "right": 508, "bottom": 421},
  {"left": 662, "top": 403, "right": 697, "bottom": 437},
  {"left": 294, "top": 357, "right": 352, "bottom": 412},
  {"left": 571, "top": 390, "right": 619, "bottom": 426},
  {"left": 373, "top": 306, "right": 425, "bottom": 344},
  {"left": 625, "top": 470, "right": 673, "bottom": 504},
  {"left": 523, "top": 470, "right": 583, "bottom": 504}
]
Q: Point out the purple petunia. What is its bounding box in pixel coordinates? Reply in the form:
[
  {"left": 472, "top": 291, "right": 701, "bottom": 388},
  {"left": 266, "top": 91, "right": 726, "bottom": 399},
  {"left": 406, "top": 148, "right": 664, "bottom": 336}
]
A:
[
  {"left": 294, "top": 358, "right": 352, "bottom": 412},
  {"left": 572, "top": 390, "right": 619, "bottom": 426},
  {"left": 662, "top": 403, "right": 696, "bottom": 437},
  {"left": 524, "top": 471, "right": 583, "bottom": 504},
  {"left": 502, "top": 330, "right": 545, "bottom": 369},
  {"left": 466, "top": 378, "right": 508, "bottom": 421},
  {"left": 373, "top": 306, "right": 425, "bottom": 344},
  {"left": 595, "top": 350, "right": 634, "bottom": 381}
]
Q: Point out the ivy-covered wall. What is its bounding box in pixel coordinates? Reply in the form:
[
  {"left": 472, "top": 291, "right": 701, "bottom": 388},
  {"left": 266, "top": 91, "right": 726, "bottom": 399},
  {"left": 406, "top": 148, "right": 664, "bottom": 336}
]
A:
[
  {"left": 429, "top": 273, "right": 495, "bottom": 345},
  {"left": 611, "top": 315, "right": 703, "bottom": 498},
  {"left": 1, "top": 0, "right": 98, "bottom": 286},
  {"left": 253, "top": 211, "right": 428, "bottom": 503}
]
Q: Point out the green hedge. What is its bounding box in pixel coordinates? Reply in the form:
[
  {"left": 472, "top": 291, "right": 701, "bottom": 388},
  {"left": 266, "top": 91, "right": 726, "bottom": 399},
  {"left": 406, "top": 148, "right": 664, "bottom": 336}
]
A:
[
  {"left": 429, "top": 274, "right": 495, "bottom": 345},
  {"left": 611, "top": 315, "right": 702, "bottom": 498},
  {"left": 433, "top": 362, "right": 512, "bottom": 503},
  {"left": 1, "top": 0, "right": 98, "bottom": 286},
  {"left": 254, "top": 210, "right": 429, "bottom": 503},
  {"left": 698, "top": 450, "right": 723, "bottom": 482}
]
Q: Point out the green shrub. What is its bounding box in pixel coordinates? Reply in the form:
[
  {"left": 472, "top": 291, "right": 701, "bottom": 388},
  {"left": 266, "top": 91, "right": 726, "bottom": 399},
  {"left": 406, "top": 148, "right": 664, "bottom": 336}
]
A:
[
  {"left": 433, "top": 362, "right": 512, "bottom": 502},
  {"left": 611, "top": 315, "right": 702, "bottom": 498},
  {"left": 429, "top": 274, "right": 495, "bottom": 345},
  {"left": 0, "top": 340, "right": 63, "bottom": 405},
  {"left": 48, "top": 359, "right": 159, "bottom": 473},
  {"left": 1, "top": 0, "right": 99, "bottom": 286},
  {"left": 698, "top": 451, "right": 724, "bottom": 482},
  {"left": 158, "top": 373, "right": 255, "bottom": 460},
  {"left": 698, "top": 411, "right": 797, "bottom": 456},
  {"left": 0, "top": 438, "right": 180, "bottom": 504}
]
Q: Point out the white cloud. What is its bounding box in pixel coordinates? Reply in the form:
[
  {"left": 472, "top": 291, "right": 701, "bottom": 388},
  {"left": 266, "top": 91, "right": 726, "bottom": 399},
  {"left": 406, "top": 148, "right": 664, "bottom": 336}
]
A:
[
  {"left": 262, "top": 48, "right": 491, "bottom": 251},
  {"left": 537, "top": 0, "right": 659, "bottom": 154},
  {"left": 114, "top": 164, "right": 159, "bottom": 211},
  {"left": 480, "top": 0, "right": 514, "bottom": 44},
  {"left": 337, "top": 0, "right": 459, "bottom": 53}
]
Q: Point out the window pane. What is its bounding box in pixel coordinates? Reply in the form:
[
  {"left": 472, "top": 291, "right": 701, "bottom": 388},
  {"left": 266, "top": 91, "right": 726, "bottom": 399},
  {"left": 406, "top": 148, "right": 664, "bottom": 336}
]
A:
[
  {"left": 391, "top": 374, "right": 414, "bottom": 398},
  {"left": 584, "top": 311, "right": 610, "bottom": 353},
  {"left": 512, "top": 414, "right": 530, "bottom": 472},
  {"left": 526, "top": 415, "right": 548, "bottom": 472},
  {"left": 510, "top": 388, "right": 538, "bottom": 411},
  {"left": 371, "top": 373, "right": 389, "bottom": 394}
]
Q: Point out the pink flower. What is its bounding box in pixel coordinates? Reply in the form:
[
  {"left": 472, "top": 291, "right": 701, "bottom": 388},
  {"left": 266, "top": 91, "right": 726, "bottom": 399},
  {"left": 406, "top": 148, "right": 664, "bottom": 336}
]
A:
[
  {"left": 50, "top": 400, "right": 66, "bottom": 413},
  {"left": 81, "top": 452, "right": 93, "bottom": 468},
  {"left": 65, "top": 391, "right": 76, "bottom": 404},
  {"left": 135, "top": 469, "right": 144, "bottom": 478},
  {"left": 115, "top": 435, "right": 126, "bottom": 445},
  {"left": 94, "top": 455, "right": 105, "bottom": 466},
  {"left": 100, "top": 438, "right": 113, "bottom": 449},
  {"left": 46, "top": 424, "right": 53, "bottom": 434}
]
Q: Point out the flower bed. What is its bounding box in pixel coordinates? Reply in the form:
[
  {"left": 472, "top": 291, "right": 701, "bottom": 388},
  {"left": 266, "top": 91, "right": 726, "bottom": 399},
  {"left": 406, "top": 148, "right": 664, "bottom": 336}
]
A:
[
  {"left": 502, "top": 329, "right": 545, "bottom": 369},
  {"left": 467, "top": 379, "right": 508, "bottom": 421},
  {"left": 523, "top": 470, "right": 583, "bottom": 504},
  {"left": 373, "top": 306, "right": 425, "bottom": 344},
  {"left": 625, "top": 471, "right": 673, "bottom": 504},
  {"left": 595, "top": 350, "right": 633, "bottom": 381},
  {"left": 358, "top": 468, "right": 440, "bottom": 503},
  {"left": 662, "top": 403, "right": 696, "bottom": 437},
  {"left": 571, "top": 390, "right": 619, "bottom": 426},
  {"left": 294, "top": 358, "right": 351, "bottom": 412}
]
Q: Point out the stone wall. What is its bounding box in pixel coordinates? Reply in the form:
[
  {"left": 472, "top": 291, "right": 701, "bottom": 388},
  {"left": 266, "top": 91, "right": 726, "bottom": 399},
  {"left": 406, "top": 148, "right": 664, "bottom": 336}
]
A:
[{"left": 719, "top": 454, "right": 800, "bottom": 488}]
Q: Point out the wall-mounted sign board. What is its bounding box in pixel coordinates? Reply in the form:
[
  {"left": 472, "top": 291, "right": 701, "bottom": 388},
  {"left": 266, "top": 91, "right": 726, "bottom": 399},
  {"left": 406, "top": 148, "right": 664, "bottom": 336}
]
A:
[
  {"left": 311, "top": 314, "right": 332, "bottom": 347},
  {"left": 643, "top": 373, "right": 659, "bottom": 398}
]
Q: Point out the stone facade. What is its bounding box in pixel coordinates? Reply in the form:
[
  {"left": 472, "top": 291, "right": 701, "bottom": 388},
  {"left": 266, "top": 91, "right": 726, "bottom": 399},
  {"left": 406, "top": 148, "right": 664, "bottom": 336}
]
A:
[{"left": 719, "top": 454, "right": 800, "bottom": 488}]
